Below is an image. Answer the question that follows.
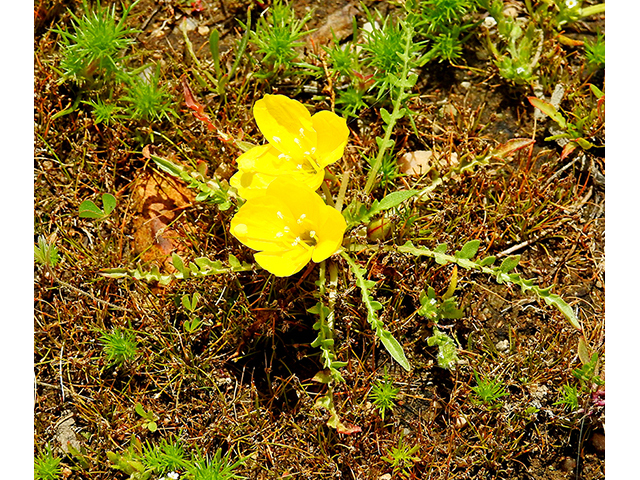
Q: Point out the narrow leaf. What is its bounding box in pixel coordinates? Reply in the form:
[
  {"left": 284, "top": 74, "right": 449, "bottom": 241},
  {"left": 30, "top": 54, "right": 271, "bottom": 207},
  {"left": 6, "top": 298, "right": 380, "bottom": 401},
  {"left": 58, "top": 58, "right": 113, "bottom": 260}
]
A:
[
  {"left": 378, "top": 329, "right": 411, "bottom": 372},
  {"left": 499, "top": 255, "right": 520, "bottom": 273},
  {"left": 490, "top": 138, "right": 535, "bottom": 160},
  {"left": 527, "top": 97, "right": 567, "bottom": 129}
]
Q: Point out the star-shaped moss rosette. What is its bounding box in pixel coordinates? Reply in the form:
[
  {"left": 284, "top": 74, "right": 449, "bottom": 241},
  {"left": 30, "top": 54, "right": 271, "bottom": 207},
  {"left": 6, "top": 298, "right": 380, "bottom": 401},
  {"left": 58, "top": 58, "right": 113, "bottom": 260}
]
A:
[
  {"left": 230, "top": 176, "right": 347, "bottom": 277},
  {"left": 230, "top": 94, "right": 349, "bottom": 200}
]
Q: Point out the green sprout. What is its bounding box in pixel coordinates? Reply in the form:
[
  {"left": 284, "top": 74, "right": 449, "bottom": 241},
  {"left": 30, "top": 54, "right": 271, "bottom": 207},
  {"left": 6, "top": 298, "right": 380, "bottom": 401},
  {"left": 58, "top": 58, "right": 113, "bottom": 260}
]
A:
[
  {"left": 381, "top": 436, "right": 421, "bottom": 477},
  {"left": 142, "top": 436, "right": 190, "bottom": 473},
  {"left": 584, "top": 31, "right": 605, "bottom": 69},
  {"left": 120, "top": 65, "right": 174, "bottom": 122},
  {"left": 246, "top": 0, "right": 313, "bottom": 76},
  {"left": 187, "top": 447, "right": 245, "bottom": 480},
  {"left": 83, "top": 97, "right": 120, "bottom": 125},
  {"left": 54, "top": 0, "right": 139, "bottom": 82},
  {"left": 471, "top": 371, "right": 509, "bottom": 406},
  {"left": 554, "top": 384, "right": 580, "bottom": 411},
  {"left": 35, "top": 236, "right": 60, "bottom": 268},
  {"left": 34, "top": 445, "right": 62, "bottom": 480},
  {"left": 369, "top": 368, "right": 400, "bottom": 420},
  {"left": 100, "top": 328, "right": 138, "bottom": 365}
]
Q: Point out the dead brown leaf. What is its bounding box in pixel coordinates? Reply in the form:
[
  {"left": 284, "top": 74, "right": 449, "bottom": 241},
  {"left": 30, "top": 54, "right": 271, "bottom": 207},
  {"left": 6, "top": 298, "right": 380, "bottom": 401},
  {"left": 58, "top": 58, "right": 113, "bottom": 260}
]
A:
[{"left": 131, "top": 168, "right": 196, "bottom": 271}]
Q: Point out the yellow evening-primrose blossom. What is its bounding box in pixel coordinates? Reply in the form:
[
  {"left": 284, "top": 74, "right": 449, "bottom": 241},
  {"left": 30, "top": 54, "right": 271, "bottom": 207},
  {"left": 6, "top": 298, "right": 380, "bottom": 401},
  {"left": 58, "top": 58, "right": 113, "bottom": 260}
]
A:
[
  {"left": 230, "top": 94, "right": 349, "bottom": 199},
  {"left": 230, "top": 176, "right": 347, "bottom": 277}
]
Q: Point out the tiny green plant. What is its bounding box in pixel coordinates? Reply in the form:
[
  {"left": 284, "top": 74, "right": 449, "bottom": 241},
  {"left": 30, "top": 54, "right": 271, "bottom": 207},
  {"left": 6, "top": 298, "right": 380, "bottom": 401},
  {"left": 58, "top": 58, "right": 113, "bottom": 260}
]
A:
[
  {"left": 120, "top": 65, "right": 174, "bottom": 122},
  {"left": 554, "top": 383, "right": 580, "bottom": 411},
  {"left": 181, "top": 292, "right": 203, "bottom": 334},
  {"left": 141, "top": 436, "right": 190, "bottom": 473},
  {"left": 584, "top": 31, "right": 605, "bottom": 70},
  {"left": 381, "top": 435, "right": 421, "bottom": 478},
  {"left": 409, "top": 0, "right": 479, "bottom": 64},
  {"left": 135, "top": 403, "right": 158, "bottom": 433},
  {"left": 83, "top": 97, "right": 120, "bottom": 125},
  {"left": 79, "top": 193, "right": 116, "bottom": 219},
  {"left": 244, "top": 0, "right": 314, "bottom": 78},
  {"left": 100, "top": 327, "right": 138, "bottom": 365},
  {"left": 187, "top": 447, "right": 245, "bottom": 480},
  {"left": 34, "top": 445, "right": 62, "bottom": 480},
  {"left": 471, "top": 370, "right": 509, "bottom": 406},
  {"left": 54, "top": 0, "right": 139, "bottom": 83},
  {"left": 35, "top": 235, "right": 60, "bottom": 268},
  {"left": 369, "top": 368, "right": 400, "bottom": 420}
]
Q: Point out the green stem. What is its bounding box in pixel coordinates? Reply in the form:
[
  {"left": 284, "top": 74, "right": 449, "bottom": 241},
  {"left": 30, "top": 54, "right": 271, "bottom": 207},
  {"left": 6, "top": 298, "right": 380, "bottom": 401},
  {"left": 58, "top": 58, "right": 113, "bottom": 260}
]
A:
[{"left": 362, "top": 24, "right": 414, "bottom": 195}]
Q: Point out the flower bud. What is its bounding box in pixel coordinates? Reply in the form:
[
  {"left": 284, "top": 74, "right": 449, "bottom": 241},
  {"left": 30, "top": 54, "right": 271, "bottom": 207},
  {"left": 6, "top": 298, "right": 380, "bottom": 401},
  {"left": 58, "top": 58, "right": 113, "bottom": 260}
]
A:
[{"left": 366, "top": 216, "right": 394, "bottom": 242}]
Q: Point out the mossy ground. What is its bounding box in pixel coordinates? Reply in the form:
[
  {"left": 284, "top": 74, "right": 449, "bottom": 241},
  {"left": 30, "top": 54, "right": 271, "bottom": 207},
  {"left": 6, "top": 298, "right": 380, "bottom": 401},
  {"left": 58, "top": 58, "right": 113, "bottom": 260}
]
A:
[{"left": 34, "top": 1, "right": 604, "bottom": 478}]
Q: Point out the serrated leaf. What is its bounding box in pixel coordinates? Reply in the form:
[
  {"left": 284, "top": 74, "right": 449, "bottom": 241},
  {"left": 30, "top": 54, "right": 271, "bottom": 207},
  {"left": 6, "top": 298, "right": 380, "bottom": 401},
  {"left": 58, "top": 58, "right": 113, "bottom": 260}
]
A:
[
  {"left": 378, "top": 329, "right": 411, "bottom": 371},
  {"left": 102, "top": 193, "right": 116, "bottom": 215},
  {"left": 456, "top": 239, "right": 481, "bottom": 260},
  {"left": 78, "top": 200, "right": 104, "bottom": 218}
]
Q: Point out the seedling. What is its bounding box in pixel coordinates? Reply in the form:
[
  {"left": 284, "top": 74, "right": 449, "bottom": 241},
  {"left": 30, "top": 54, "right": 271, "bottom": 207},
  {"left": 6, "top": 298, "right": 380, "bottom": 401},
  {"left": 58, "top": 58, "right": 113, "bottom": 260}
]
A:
[
  {"left": 120, "top": 65, "right": 174, "bottom": 122},
  {"left": 554, "top": 383, "right": 580, "bottom": 411},
  {"left": 79, "top": 193, "right": 116, "bottom": 219},
  {"left": 369, "top": 368, "right": 400, "bottom": 420},
  {"left": 181, "top": 292, "right": 204, "bottom": 334},
  {"left": 382, "top": 436, "right": 421, "bottom": 478},
  {"left": 34, "top": 444, "right": 62, "bottom": 480},
  {"left": 53, "top": 0, "right": 139, "bottom": 83},
  {"left": 35, "top": 235, "right": 61, "bottom": 268},
  {"left": 584, "top": 31, "right": 605, "bottom": 70},
  {"left": 135, "top": 403, "right": 158, "bottom": 433},
  {"left": 244, "top": 0, "right": 314, "bottom": 78},
  {"left": 471, "top": 371, "right": 509, "bottom": 407},
  {"left": 100, "top": 327, "right": 138, "bottom": 365}
]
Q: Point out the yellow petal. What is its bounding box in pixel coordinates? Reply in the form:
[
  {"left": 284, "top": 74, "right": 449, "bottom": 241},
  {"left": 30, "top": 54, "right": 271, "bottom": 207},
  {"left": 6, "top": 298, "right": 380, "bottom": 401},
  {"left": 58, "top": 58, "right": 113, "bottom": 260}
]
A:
[
  {"left": 311, "top": 206, "right": 347, "bottom": 262},
  {"left": 230, "top": 196, "right": 291, "bottom": 252},
  {"left": 254, "top": 95, "right": 317, "bottom": 159},
  {"left": 232, "top": 145, "right": 324, "bottom": 199},
  {"left": 311, "top": 110, "right": 349, "bottom": 168},
  {"left": 254, "top": 248, "right": 314, "bottom": 277}
]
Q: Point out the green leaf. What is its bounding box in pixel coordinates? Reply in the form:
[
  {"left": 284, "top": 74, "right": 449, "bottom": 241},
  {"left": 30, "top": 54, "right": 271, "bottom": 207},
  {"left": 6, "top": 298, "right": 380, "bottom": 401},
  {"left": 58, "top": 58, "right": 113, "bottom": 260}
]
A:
[
  {"left": 181, "top": 294, "right": 191, "bottom": 311},
  {"left": 372, "top": 190, "right": 418, "bottom": 215},
  {"left": 434, "top": 243, "right": 448, "bottom": 265},
  {"left": 455, "top": 239, "right": 480, "bottom": 260},
  {"left": 378, "top": 329, "right": 411, "bottom": 372},
  {"left": 499, "top": 255, "right": 520, "bottom": 273},
  {"left": 527, "top": 97, "right": 567, "bottom": 129},
  {"left": 380, "top": 107, "right": 392, "bottom": 124},
  {"left": 478, "top": 256, "right": 496, "bottom": 266},
  {"left": 78, "top": 199, "right": 104, "bottom": 218},
  {"left": 134, "top": 403, "right": 148, "bottom": 418},
  {"left": 542, "top": 293, "right": 581, "bottom": 330},
  {"left": 102, "top": 193, "right": 117, "bottom": 215},
  {"left": 146, "top": 421, "right": 158, "bottom": 432}
]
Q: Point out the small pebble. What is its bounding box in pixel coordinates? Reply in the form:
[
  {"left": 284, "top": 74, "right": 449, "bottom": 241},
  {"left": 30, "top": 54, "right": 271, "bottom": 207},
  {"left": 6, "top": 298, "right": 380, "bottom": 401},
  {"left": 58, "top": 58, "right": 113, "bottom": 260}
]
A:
[
  {"left": 460, "top": 81, "right": 471, "bottom": 90},
  {"left": 590, "top": 432, "right": 605, "bottom": 455},
  {"left": 496, "top": 339, "right": 509, "bottom": 352},
  {"left": 559, "top": 456, "right": 576, "bottom": 472}
]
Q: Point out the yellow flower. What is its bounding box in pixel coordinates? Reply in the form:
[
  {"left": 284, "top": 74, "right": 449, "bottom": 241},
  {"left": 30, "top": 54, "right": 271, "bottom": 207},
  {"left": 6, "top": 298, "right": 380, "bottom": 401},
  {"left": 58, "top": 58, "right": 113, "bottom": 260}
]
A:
[
  {"left": 230, "top": 94, "right": 349, "bottom": 200},
  {"left": 230, "top": 176, "right": 346, "bottom": 277}
]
